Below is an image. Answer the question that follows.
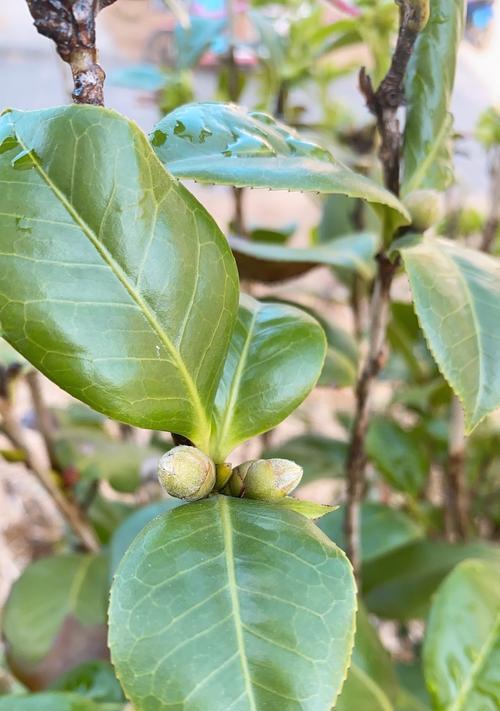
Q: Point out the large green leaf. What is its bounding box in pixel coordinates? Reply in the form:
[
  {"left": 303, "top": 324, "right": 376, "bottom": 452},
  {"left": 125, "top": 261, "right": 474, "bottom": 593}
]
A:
[
  {"left": 0, "top": 694, "right": 108, "bottom": 711},
  {"left": 399, "top": 236, "right": 500, "bottom": 431},
  {"left": 210, "top": 295, "right": 326, "bottom": 460},
  {"left": 0, "top": 106, "right": 239, "bottom": 449},
  {"left": 320, "top": 502, "right": 424, "bottom": 563},
  {"left": 362, "top": 540, "right": 500, "bottom": 621},
  {"left": 335, "top": 606, "right": 399, "bottom": 711},
  {"left": 402, "top": 0, "right": 464, "bottom": 193},
  {"left": 423, "top": 559, "right": 500, "bottom": 711},
  {"left": 264, "top": 434, "right": 347, "bottom": 484},
  {"left": 366, "top": 416, "right": 429, "bottom": 496},
  {"left": 2, "top": 554, "right": 108, "bottom": 688},
  {"left": 229, "top": 232, "right": 379, "bottom": 282},
  {"left": 109, "top": 496, "right": 356, "bottom": 711},
  {"left": 151, "top": 103, "right": 410, "bottom": 222}
]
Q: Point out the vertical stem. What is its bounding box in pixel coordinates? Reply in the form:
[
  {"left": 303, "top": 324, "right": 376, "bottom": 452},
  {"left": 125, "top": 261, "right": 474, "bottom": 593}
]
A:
[
  {"left": 343, "top": 0, "right": 426, "bottom": 578},
  {"left": 26, "top": 370, "right": 61, "bottom": 474},
  {"left": 445, "top": 397, "right": 467, "bottom": 541}
]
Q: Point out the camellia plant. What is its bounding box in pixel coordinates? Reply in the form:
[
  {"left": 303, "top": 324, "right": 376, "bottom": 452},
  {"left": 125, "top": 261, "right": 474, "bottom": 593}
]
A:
[{"left": 0, "top": 0, "right": 499, "bottom": 711}]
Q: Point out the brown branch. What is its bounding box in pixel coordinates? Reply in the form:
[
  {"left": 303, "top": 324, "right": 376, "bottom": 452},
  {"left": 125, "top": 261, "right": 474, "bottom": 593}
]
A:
[
  {"left": 444, "top": 397, "right": 468, "bottom": 541},
  {"left": 480, "top": 147, "right": 500, "bottom": 253},
  {"left": 0, "top": 396, "right": 99, "bottom": 552},
  {"left": 26, "top": 370, "right": 61, "bottom": 474},
  {"left": 344, "top": 0, "right": 427, "bottom": 577},
  {"left": 25, "top": 0, "right": 118, "bottom": 105}
]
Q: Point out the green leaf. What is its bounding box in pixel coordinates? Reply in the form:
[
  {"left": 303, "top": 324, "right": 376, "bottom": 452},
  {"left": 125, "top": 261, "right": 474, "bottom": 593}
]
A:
[
  {"left": 210, "top": 295, "right": 326, "bottom": 460},
  {"left": 402, "top": 0, "right": 465, "bottom": 193},
  {"left": 174, "top": 17, "right": 226, "bottom": 71},
  {"left": 318, "top": 320, "right": 359, "bottom": 389},
  {"left": 386, "top": 301, "right": 436, "bottom": 381},
  {"left": 151, "top": 103, "right": 410, "bottom": 222},
  {"left": 109, "top": 496, "right": 357, "bottom": 711},
  {"left": 0, "top": 694, "right": 105, "bottom": 711},
  {"left": 0, "top": 105, "right": 239, "bottom": 449},
  {"left": 320, "top": 502, "right": 424, "bottom": 563},
  {"left": 264, "top": 434, "right": 347, "bottom": 484},
  {"left": 335, "top": 605, "right": 399, "bottom": 710},
  {"left": 278, "top": 497, "right": 338, "bottom": 519},
  {"left": 423, "top": 559, "right": 500, "bottom": 711},
  {"left": 2, "top": 554, "right": 108, "bottom": 688},
  {"left": 317, "top": 194, "right": 380, "bottom": 245},
  {"left": 109, "top": 64, "right": 168, "bottom": 91},
  {"left": 55, "top": 426, "right": 159, "bottom": 493},
  {"left": 229, "top": 232, "right": 379, "bottom": 282},
  {"left": 0, "top": 338, "right": 28, "bottom": 369},
  {"left": 399, "top": 236, "right": 500, "bottom": 431},
  {"left": 362, "top": 540, "right": 500, "bottom": 621},
  {"left": 110, "top": 498, "right": 181, "bottom": 575},
  {"left": 50, "top": 661, "right": 124, "bottom": 704},
  {"left": 366, "top": 416, "right": 429, "bottom": 496}
]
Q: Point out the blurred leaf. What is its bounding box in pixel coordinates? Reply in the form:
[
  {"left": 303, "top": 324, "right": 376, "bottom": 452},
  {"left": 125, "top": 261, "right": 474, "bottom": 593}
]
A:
[
  {"left": 318, "top": 320, "right": 359, "bottom": 389},
  {"left": 55, "top": 428, "right": 159, "bottom": 493},
  {"left": 175, "top": 17, "right": 226, "bottom": 70},
  {"left": 386, "top": 302, "right": 435, "bottom": 381},
  {"left": 366, "top": 416, "right": 429, "bottom": 496},
  {"left": 151, "top": 103, "right": 410, "bottom": 222},
  {"left": 397, "top": 662, "right": 431, "bottom": 710},
  {"left": 87, "top": 496, "right": 134, "bottom": 545},
  {"left": 0, "top": 694, "right": 108, "bottom": 711},
  {"left": 264, "top": 434, "right": 347, "bottom": 484},
  {"left": 335, "top": 605, "right": 399, "bottom": 710},
  {"left": 3, "top": 554, "right": 108, "bottom": 689},
  {"left": 229, "top": 232, "right": 379, "bottom": 282},
  {"left": 210, "top": 295, "right": 326, "bottom": 460},
  {"left": 50, "top": 661, "right": 124, "bottom": 704},
  {"left": 363, "top": 540, "right": 500, "bottom": 620},
  {"left": 318, "top": 194, "right": 380, "bottom": 244},
  {"left": 399, "top": 236, "right": 500, "bottom": 432},
  {"left": 54, "top": 404, "right": 106, "bottom": 431},
  {"left": 248, "top": 224, "right": 296, "bottom": 244},
  {"left": 109, "top": 497, "right": 357, "bottom": 711},
  {"left": 320, "top": 502, "right": 424, "bottom": 563},
  {"left": 110, "top": 498, "right": 181, "bottom": 576},
  {"left": 108, "top": 64, "right": 168, "bottom": 91},
  {"left": 402, "top": 0, "right": 464, "bottom": 192},
  {"left": 423, "top": 559, "right": 500, "bottom": 710},
  {"left": 475, "top": 107, "right": 500, "bottom": 150}
]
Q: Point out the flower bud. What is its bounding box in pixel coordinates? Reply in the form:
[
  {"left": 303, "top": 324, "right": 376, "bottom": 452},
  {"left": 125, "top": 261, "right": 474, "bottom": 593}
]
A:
[
  {"left": 157, "top": 445, "right": 215, "bottom": 501},
  {"left": 227, "top": 458, "right": 303, "bottom": 502},
  {"left": 404, "top": 189, "right": 444, "bottom": 231}
]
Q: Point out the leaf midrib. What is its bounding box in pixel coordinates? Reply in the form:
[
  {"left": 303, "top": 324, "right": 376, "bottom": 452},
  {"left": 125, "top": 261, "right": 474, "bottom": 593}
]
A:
[
  {"left": 12, "top": 120, "right": 209, "bottom": 440},
  {"left": 219, "top": 496, "right": 258, "bottom": 711},
  {"left": 448, "top": 612, "right": 500, "bottom": 711}
]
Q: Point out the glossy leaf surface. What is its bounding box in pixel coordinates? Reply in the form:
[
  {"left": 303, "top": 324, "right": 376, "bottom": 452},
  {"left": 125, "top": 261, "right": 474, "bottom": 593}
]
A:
[
  {"left": 110, "top": 498, "right": 181, "bottom": 575},
  {"left": 423, "top": 559, "right": 500, "bottom": 711},
  {"left": 151, "top": 103, "right": 410, "bottom": 221},
  {"left": 402, "top": 0, "right": 464, "bottom": 193},
  {"left": 0, "top": 106, "right": 239, "bottom": 448},
  {"left": 366, "top": 416, "right": 429, "bottom": 496},
  {"left": 399, "top": 236, "right": 500, "bottom": 431},
  {"left": 265, "top": 434, "right": 347, "bottom": 484},
  {"left": 109, "top": 496, "right": 356, "bottom": 711},
  {"left": 229, "top": 232, "right": 379, "bottom": 282},
  {"left": 2, "top": 554, "right": 108, "bottom": 688},
  {"left": 362, "top": 540, "right": 500, "bottom": 620},
  {"left": 210, "top": 295, "right": 326, "bottom": 460},
  {"left": 320, "top": 503, "right": 423, "bottom": 563}
]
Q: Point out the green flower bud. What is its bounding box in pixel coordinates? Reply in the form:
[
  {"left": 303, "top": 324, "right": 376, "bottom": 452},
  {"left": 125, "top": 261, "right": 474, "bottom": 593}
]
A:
[
  {"left": 157, "top": 445, "right": 215, "bottom": 501},
  {"left": 227, "top": 458, "right": 303, "bottom": 502},
  {"left": 404, "top": 189, "right": 444, "bottom": 231}
]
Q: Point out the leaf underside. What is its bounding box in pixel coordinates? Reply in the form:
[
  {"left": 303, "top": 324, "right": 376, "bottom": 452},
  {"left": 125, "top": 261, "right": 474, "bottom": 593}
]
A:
[
  {"left": 151, "top": 102, "right": 410, "bottom": 223},
  {"left": 399, "top": 236, "right": 500, "bottom": 431}
]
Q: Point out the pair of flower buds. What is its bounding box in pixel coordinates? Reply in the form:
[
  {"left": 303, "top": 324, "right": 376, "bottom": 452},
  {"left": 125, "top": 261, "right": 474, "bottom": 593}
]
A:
[{"left": 157, "top": 445, "right": 303, "bottom": 502}]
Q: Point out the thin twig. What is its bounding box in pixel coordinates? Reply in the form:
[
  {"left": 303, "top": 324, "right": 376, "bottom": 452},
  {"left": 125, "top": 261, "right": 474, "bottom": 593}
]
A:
[
  {"left": 25, "top": 0, "right": 118, "bottom": 105},
  {"left": 0, "top": 396, "right": 99, "bottom": 552},
  {"left": 344, "top": 0, "right": 427, "bottom": 577},
  {"left": 445, "top": 397, "right": 468, "bottom": 541},
  {"left": 480, "top": 147, "right": 500, "bottom": 253},
  {"left": 25, "top": 370, "right": 61, "bottom": 474}
]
